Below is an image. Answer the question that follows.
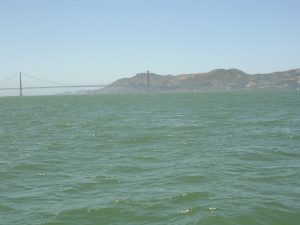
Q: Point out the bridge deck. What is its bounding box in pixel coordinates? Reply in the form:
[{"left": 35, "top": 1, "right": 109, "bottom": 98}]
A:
[{"left": 0, "top": 85, "right": 106, "bottom": 91}]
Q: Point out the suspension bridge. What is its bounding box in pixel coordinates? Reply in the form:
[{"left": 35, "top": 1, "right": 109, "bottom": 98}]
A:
[
  {"left": 0, "top": 71, "right": 151, "bottom": 96},
  {"left": 0, "top": 72, "right": 110, "bottom": 96}
]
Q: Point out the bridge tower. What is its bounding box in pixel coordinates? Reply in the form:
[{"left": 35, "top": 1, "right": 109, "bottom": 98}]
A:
[{"left": 19, "top": 72, "right": 23, "bottom": 96}]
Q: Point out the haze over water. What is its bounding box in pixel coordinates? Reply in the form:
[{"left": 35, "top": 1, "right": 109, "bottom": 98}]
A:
[{"left": 1, "top": 90, "right": 300, "bottom": 225}]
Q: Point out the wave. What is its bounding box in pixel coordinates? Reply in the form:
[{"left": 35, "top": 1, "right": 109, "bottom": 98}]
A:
[{"left": 40, "top": 207, "right": 167, "bottom": 225}]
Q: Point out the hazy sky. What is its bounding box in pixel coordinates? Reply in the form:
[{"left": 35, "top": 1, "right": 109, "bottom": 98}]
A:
[{"left": 1, "top": 0, "right": 300, "bottom": 87}]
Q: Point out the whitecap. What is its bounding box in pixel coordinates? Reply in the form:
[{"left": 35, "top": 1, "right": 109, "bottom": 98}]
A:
[{"left": 178, "top": 208, "right": 192, "bottom": 214}]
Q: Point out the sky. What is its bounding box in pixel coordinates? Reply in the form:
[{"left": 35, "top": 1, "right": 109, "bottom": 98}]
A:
[{"left": 0, "top": 0, "right": 300, "bottom": 90}]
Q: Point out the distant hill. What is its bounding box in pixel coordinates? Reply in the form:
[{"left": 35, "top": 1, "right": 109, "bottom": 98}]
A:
[{"left": 89, "top": 68, "right": 300, "bottom": 94}]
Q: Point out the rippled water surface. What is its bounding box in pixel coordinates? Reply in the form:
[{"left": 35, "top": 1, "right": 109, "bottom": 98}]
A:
[{"left": 1, "top": 90, "right": 300, "bottom": 225}]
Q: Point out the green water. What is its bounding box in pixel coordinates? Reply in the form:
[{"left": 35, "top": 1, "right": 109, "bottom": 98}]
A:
[{"left": 1, "top": 90, "right": 300, "bottom": 225}]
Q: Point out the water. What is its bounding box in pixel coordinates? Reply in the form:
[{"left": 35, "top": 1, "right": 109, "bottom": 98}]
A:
[{"left": 1, "top": 90, "right": 299, "bottom": 225}]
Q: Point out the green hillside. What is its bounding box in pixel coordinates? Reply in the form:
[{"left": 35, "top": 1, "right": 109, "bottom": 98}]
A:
[{"left": 91, "top": 68, "right": 300, "bottom": 93}]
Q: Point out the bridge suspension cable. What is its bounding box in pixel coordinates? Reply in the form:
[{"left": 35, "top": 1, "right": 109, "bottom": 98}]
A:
[
  {"left": 21, "top": 72, "right": 73, "bottom": 86},
  {"left": 0, "top": 73, "right": 19, "bottom": 85}
]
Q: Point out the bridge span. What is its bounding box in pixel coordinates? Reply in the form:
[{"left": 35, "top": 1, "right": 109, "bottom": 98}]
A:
[{"left": 0, "top": 72, "right": 108, "bottom": 96}]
